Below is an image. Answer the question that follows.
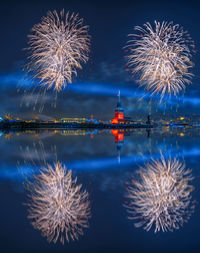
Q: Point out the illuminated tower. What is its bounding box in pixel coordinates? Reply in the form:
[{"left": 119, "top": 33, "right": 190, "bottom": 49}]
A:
[{"left": 112, "top": 90, "right": 124, "bottom": 124}]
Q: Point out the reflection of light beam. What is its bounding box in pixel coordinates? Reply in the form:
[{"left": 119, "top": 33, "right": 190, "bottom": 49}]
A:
[
  {"left": 1, "top": 146, "right": 200, "bottom": 181},
  {"left": 69, "top": 147, "right": 200, "bottom": 170}
]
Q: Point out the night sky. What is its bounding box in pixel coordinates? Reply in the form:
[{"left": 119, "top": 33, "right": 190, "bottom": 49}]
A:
[{"left": 1, "top": 0, "right": 200, "bottom": 120}]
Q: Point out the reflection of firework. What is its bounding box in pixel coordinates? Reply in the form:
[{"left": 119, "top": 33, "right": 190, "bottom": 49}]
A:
[
  {"left": 125, "top": 156, "right": 194, "bottom": 232},
  {"left": 27, "top": 162, "right": 90, "bottom": 244},
  {"left": 27, "top": 9, "right": 90, "bottom": 91},
  {"left": 125, "top": 21, "right": 194, "bottom": 98}
]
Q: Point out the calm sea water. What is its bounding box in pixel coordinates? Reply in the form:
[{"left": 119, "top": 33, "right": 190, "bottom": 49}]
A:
[{"left": 1, "top": 128, "right": 200, "bottom": 253}]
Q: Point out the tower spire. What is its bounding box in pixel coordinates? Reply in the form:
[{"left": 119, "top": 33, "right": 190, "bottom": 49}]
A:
[{"left": 118, "top": 90, "right": 120, "bottom": 104}]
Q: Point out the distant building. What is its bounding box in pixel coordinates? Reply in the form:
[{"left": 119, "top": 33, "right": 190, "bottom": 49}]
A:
[
  {"left": 111, "top": 91, "right": 134, "bottom": 124},
  {"left": 61, "top": 118, "right": 88, "bottom": 123}
]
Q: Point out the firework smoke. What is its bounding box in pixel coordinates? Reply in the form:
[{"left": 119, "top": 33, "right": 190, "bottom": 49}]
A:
[
  {"left": 27, "top": 9, "right": 90, "bottom": 91},
  {"left": 26, "top": 162, "right": 91, "bottom": 244},
  {"left": 125, "top": 21, "right": 194, "bottom": 98},
  {"left": 125, "top": 156, "right": 194, "bottom": 232}
]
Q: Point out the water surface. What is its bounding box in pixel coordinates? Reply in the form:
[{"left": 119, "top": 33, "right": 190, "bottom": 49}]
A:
[{"left": 1, "top": 128, "right": 200, "bottom": 253}]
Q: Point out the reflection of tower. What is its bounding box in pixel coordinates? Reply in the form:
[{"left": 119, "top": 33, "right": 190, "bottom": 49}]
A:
[
  {"left": 112, "top": 90, "right": 124, "bottom": 124},
  {"left": 112, "top": 129, "right": 124, "bottom": 163},
  {"left": 146, "top": 114, "right": 151, "bottom": 125}
]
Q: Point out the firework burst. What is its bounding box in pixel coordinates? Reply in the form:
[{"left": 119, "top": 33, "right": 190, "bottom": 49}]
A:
[
  {"left": 26, "top": 162, "right": 91, "bottom": 244},
  {"left": 27, "top": 9, "right": 90, "bottom": 91},
  {"left": 125, "top": 21, "right": 194, "bottom": 98},
  {"left": 125, "top": 156, "right": 194, "bottom": 232}
]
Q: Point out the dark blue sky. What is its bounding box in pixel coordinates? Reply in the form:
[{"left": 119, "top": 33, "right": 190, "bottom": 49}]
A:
[{"left": 1, "top": 0, "right": 200, "bottom": 120}]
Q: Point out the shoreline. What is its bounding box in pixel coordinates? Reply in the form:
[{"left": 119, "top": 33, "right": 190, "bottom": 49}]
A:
[{"left": 0, "top": 121, "right": 153, "bottom": 130}]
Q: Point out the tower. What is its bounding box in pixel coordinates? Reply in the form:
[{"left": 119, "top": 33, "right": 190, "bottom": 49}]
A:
[{"left": 112, "top": 90, "right": 124, "bottom": 124}]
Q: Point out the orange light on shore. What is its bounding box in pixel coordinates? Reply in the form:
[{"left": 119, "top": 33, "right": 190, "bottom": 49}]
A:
[{"left": 112, "top": 118, "right": 119, "bottom": 124}]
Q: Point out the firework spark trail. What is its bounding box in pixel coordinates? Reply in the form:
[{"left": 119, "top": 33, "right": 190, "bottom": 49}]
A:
[
  {"left": 125, "top": 155, "right": 195, "bottom": 232},
  {"left": 27, "top": 9, "right": 90, "bottom": 91},
  {"left": 26, "top": 162, "right": 91, "bottom": 244},
  {"left": 125, "top": 21, "right": 194, "bottom": 99}
]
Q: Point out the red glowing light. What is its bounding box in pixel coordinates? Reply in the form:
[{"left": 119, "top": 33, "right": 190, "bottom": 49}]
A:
[
  {"left": 118, "top": 133, "right": 124, "bottom": 141},
  {"left": 111, "top": 129, "right": 124, "bottom": 143},
  {"left": 118, "top": 113, "right": 124, "bottom": 119},
  {"left": 112, "top": 129, "right": 118, "bottom": 135},
  {"left": 112, "top": 118, "right": 119, "bottom": 124}
]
